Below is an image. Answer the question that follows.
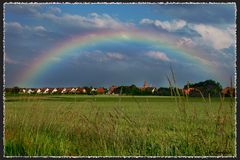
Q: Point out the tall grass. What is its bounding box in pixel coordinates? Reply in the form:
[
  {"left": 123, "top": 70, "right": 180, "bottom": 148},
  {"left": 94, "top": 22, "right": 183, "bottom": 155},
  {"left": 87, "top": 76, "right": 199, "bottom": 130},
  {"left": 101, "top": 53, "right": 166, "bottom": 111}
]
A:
[
  {"left": 4, "top": 74, "right": 236, "bottom": 156},
  {"left": 166, "top": 67, "right": 236, "bottom": 156}
]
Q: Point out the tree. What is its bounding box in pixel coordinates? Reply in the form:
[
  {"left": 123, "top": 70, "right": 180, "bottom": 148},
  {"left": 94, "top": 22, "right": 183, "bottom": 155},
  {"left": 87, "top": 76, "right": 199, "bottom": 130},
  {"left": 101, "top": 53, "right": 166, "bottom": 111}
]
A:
[
  {"left": 11, "top": 86, "right": 20, "bottom": 94},
  {"left": 185, "top": 79, "right": 222, "bottom": 97},
  {"left": 113, "top": 85, "right": 141, "bottom": 95},
  {"left": 128, "top": 85, "right": 141, "bottom": 95},
  {"left": 5, "top": 88, "right": 12, "bottom": 93},
  {"left": 83, "top": 86, "right": 91, "bottom": 95},
  {"left": 157, "top": 87, "right": 171, "bottom": 96}
]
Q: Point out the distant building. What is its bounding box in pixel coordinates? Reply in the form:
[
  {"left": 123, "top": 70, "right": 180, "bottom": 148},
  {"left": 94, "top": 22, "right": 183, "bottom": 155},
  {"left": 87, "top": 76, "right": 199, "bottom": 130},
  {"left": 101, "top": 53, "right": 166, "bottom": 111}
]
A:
[
  {"left": 21, "top": 88, "right": 27, "bottom": 94},
  {"left": 76, "top": 88, "right": 86, "bottom": 94},
  {"left": 140, "top": 81, "right": 151, "bottom": 91},
  {"left": 27, "top": 88, "right": 35, "bottom": 94},
  {"left": 151, "top": 88, "right": 157, "bottom": 93},
  {"left": 222, "top": 87, "right": 235, "bottom": 97},
  {"left": 143, "top": 80, "right": 149, "bottom": 88},
  {"left": 97, "top": 87, "right": 105, "bottom": 94},
  {"left": 65, "top": 88, "right": 72, "bottom": 93},
  {"left": 108, "top": 86, "right": 117, "bottom": 94},
  {"left": 69, "top": 87, "right": 77, "bottom": 93},
  {"left": 182, "top": 87, "right": 194, "bottom": 95},
  {"left": 61, "top": 88, "right": 67, "bottom": 94},
  {"left": 36, "top": 88, "right": 42, "bottom": 94},
  {"left": 43, "top": 88, "right": 50, "bottom": 94},
  {"left": 52, "top": 88, "right": 58, "bottom": 94}
]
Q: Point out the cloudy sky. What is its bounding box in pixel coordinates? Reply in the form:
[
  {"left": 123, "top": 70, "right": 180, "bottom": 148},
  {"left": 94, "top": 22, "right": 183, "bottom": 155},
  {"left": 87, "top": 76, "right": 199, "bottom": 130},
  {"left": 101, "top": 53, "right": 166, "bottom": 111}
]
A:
[{"left": 4, "top": 3, "right": 236, "bottom": 88}]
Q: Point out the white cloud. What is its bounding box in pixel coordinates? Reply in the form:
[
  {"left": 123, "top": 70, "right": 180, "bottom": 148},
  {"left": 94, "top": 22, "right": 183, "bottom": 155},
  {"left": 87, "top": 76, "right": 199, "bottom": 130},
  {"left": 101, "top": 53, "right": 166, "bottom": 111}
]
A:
[
  {"left": 106, "top": 52, "right": 125, "bottom": 60},
  {"left": 189, "top": 24, "right": 234, "bottom": 50},
  {"left": 146, "top": 51, "right": 171, "bottom": 61},
  {"left": 7, "top": 5, "right": 130, "bottom": 31},
  {"left": 140, "top": 18, "right": 154, "bottom": 24},
  {"left": 39, "top": 12, "right": 130, "bottom": 30},
  {"left": 227, "top": 24, "right": 236, "bottom": 40},
  {"left": 49, "top": 7, "right": 61, "bottom": 14},
  {"left": 86, "top": 51, "right": 126, "bottom": 62},
  {"left": 6, "top": 4, "right": 42, "bottom": 16},
  {"left": 5, "top": 22, "right": 24, "bottom": 31},
  {"left": 4, "top": 54, "right": 26, "bottom": 65},
  {"left": 177, "top": 37, "right": 195, "bottom": 47},
  {"left": 33, "top": 25, "right": 46, "bottom": 32},
  {"left": 140, "top": 18, "right": 186, "bottom": 32},
  {"left": 6, "top": 21, "right": 47, "bottom": 33},
  {"left": 5, "top": 55, "right": 18, "bottom": 64}
]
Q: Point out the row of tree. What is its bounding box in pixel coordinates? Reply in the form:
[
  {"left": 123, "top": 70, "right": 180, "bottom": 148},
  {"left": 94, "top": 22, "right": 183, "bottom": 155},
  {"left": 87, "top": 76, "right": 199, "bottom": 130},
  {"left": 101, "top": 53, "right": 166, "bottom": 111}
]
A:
[{"left": 111, "top": 85, "right": 175, "bottom": 96}]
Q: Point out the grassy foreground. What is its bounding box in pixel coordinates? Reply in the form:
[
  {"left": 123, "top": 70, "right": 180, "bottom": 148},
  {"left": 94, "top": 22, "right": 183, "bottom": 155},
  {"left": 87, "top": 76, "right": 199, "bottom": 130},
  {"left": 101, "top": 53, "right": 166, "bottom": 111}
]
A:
[{"left": 4, "top": 95, "right": 236, "bottom": 156}]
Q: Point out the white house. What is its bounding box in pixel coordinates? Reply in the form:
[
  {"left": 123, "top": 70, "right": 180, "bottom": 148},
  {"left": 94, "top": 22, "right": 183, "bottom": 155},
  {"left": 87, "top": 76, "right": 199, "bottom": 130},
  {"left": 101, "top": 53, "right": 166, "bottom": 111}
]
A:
[
  {"left": 70, "top": 87, "right": 77, "bottom": 93},
  {"left": 52, "top": 88, "right": 58, "bottom": 94},
  {"left": 27, "top": 89, "right": 34, "bottom": 94},
  {"left": 36, "top": 89, "right": 42, "bottom": 94},
  {"left": 43, "top": 88, "right": 49, "bottom": 94},
  {"left": 152, "top": 88, "right": 157, "bottom": 93},
  {"left": 61, "top": 88, "right": 67, "bottom": 94},
  {"left": 22, "top": 89, "right": 26, "bottom": 94}
]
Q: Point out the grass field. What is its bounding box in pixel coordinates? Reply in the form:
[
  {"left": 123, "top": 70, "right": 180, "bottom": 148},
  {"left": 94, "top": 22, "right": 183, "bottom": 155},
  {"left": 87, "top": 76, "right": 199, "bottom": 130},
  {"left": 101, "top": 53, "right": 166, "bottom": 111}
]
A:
[{"left": 4, "top": 94, "right": 236, "bottom": 156}]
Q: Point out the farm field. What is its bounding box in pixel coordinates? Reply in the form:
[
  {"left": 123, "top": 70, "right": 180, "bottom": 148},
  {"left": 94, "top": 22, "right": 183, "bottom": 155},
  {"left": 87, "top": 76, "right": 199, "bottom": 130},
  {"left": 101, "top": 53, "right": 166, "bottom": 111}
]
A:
[{"left": 4, "top": 95, "right": 236, "bottom": 156}]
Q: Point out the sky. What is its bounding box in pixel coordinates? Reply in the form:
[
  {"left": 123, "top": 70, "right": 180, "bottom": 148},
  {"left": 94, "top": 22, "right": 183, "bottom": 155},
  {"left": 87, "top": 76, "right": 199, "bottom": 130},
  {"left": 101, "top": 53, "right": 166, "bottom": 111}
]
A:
[{"left": 4, "top": 3, "right": 236, "bottom": 88}]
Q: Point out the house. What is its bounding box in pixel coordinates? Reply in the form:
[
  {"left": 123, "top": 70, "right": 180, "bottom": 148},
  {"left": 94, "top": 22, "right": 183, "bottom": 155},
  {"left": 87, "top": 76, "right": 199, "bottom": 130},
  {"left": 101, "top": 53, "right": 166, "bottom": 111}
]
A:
[
  {"left": 69, "top": 87, "right": 77, "bottom": 93},
  {"left": 27, "top": 88, "right": 35, "bottom": 94},
  {"left": 21, "top": 88, "right": 27, "bottom": 94},
  {"left": 222, "top": 87, "right": 235, "bottom": 97},
  {"left": 142, "top": 87, "right": 156, "bottom": 94},
  {"left": 56, "top": 88, "right": 61, "bottom": 94},
  {"left": 43, "top": 88, "right": 50, "bottom": 94},
  {"left": 183, "top": 87, "right": 194, "bottom": 95},
  {"left": 52, "top": 88, "right": 58, "bottom": 94},
  {"left": 108, "top": 86, "right": 117, "bottom": 94},
  {"left": 48, "top": 88, "right": 54, "bottom": 94},
  {"left": 151, "top": 87, "right": 157, "bottom": 93},
  {"left": 61, "top": 88, "right": 67, "bottom": 94},
  {"left": 76, "top": 88, "right": 86, "bottom": 94},
  {"left": 42, "top": 88, "right": 54, "bottom": 94},
  {"left": 36, "top": 88, "right": 42, "bottom": 94},
  {"left": 97, "top": 87, "right": 105, "bottom": 94},
  {"left": 66, "top": 88, "right": 72, "bottom": 93}
]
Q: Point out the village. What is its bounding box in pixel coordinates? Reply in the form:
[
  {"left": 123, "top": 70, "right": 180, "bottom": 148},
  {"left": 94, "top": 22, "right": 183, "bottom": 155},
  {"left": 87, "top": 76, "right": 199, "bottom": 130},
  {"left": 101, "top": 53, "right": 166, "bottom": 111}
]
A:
[
  {"left": 6, "top": 80, "right": 235, "bottom": 97},
  {"left": 12, "top": 81, "right": 155, "bottom": 95}
]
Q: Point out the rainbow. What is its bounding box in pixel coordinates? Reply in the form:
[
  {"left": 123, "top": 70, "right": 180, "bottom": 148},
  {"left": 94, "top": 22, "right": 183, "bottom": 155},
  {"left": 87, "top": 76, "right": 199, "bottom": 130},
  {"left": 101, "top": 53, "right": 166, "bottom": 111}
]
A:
[{"left": 17, "top": 29, "right": 216, "bottom": 87}]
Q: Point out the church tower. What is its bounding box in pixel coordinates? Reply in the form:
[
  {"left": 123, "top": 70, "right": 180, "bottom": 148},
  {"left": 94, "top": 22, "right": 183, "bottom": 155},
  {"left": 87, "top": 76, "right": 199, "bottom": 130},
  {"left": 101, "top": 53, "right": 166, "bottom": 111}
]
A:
[{"left": 143, "top": 80, "right": 148, "bottom": 88}]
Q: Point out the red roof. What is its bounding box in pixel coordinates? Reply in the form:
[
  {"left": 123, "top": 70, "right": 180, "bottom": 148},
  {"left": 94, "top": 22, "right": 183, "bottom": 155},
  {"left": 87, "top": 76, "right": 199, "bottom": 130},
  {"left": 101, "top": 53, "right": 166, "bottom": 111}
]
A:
[
  {"left": 74, "top": 88, "right": 86, "bottom": 93},
  {"left": 97, "top": 87, "right": 105, "bottom": 93},
  {"left": 183, "top": 87, "right": 194, "bottom": 94}
]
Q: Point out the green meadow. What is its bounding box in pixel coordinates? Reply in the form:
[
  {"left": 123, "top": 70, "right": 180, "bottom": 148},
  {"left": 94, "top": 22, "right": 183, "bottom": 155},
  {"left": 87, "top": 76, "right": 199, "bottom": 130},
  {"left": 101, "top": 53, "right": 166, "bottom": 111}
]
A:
[{"left": 4, "top": 94, "right": 236, "bottom": 156}]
